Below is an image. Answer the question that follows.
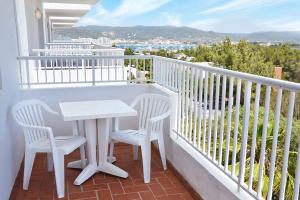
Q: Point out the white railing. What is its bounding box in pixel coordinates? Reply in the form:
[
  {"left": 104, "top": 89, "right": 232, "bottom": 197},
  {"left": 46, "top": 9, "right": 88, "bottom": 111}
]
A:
[
  {"left": 32, "top": 48, "right": 125, "bottom": 57},
  {"left": 16, "top": 54, "right": 300, "bottom": 200},
  {"left": 17, "top": 55, "right": 152, "bottom": 88},
  {"left": 153, "top": 56, "right": 300, "bottom": 200},
  {"left": 44, "top": 42, "right": 93, "bottom": 50}
]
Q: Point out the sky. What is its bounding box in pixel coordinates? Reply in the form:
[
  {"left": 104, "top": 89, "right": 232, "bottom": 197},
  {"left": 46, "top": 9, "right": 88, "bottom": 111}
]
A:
[{"left": 76, "top": 0, "right": 300, "bottom": 33}]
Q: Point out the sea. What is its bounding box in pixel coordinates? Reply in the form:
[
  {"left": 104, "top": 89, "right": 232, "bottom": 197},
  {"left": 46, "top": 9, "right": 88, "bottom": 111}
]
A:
[{"left": 116, "top": 43, "right": 196, "bottom": 51}]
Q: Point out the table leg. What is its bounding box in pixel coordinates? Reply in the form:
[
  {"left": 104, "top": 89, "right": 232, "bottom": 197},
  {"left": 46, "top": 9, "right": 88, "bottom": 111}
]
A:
[
  {"left": 97, "top": 118, "right": 128, "bottom": 178},
  {"left": 74, "top": 119, "right": 98, "bottom": 185}
]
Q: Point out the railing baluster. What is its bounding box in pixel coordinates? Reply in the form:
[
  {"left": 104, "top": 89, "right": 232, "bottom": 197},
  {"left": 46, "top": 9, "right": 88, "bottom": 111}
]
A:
[
  {"left": 185, "top": 67, "right": 190, "bottom": 139},
  {"left": 115, "top": 58, "right": 117, "bottom": 81},
  {"left": 193, "top": 70, "right": 199, "bottom": 146},
  {"left": 92, "top": 59, "right": 95, "bottom": 85},
  {"left": 267, "top": 88, "right": 283, "bottom": 200},
  {"left": 60, "top": 58, "right": 63, "bottom": 83},
  {"left": 26, "top": 59, "right": 30, "bottom": 88},
  {"left": 129, "top": 59, "right": 132, "bottom": 82},
  {"left": 293, "top": 134, "right": 300, "bottom": 200},
  {"left": 224, "top": 77, "right": 234, "bottom": 170},
  {"left": 238, "top": 81, "right": 252, "bottom": 189},
  {"left": 181, "top": 67, "right": 186, "bottom": 135},
  {"left": 279, "top": 91, "right": 296, "bottom": 200},
  {"left": 36, "top": 59, "right": 39, "bottom": 84},
  {"left": 44, "top": 59, "right": 47, "bottom": 83},
  {"left": 150, "top": 58, "right": 153, "bottom": 82},
  {"left": 122, "top": 57, "right": 125, "bottom": 81},
  {"left": 51, "top": 59, "right": 55, "bottom": 83},
  {"left": 177, "top": 64, "right": 182, "bottom": 134},
  {"left": 231, "top": 79, "right": 242, "bottom": 175},
  {"left": 257, "top": 86, "right": 272, "bottom": 198},
  {"left": 68, "top": 58, "right": 71, "bottom": 83},
  {"left": 207, "top": 73, "right": 215, "bottom": 157},
  {"left": 213, "top": 74, "right": 221, "bottom": 161},
  {"left": 202, "top": 71, "right": 209, "bottom": 152},
  {"left": 197, "top": 70, "right": 204, "bottom": 149},
  {"left": 248, "top": 83, "right": 261, "bottom": 188},
  {"left": 108, "top": 58, "right": 110, "bottom": 81},
  {"left": 218, "top": 75, "right": 227, "bottom": 165},
  {"left": 189, "top": 68, "right": 194, "bottom": 142}
]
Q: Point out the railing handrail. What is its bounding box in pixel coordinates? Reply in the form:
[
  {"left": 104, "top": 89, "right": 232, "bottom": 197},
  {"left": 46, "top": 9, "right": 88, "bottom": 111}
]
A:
[
  {"left": 17, "top": 55, "right": 152, "bottom": 60},
  {"left": 17, "top": 54, "right": 300, "bottom": 91},
  {"left": 154, "top": 55, "right": 300, "bottom": 92},
  {"left": 45, "top": 42, "right": 91, "bottom": 45},
  {"left": 32, "top": 48, "right": 125, "bottom": 53}
]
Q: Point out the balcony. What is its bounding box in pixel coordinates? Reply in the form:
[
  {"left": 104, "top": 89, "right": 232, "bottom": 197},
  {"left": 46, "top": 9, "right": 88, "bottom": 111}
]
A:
[
  {"left": 1, "top": 0, "right": 300, "bottom": 200},
  {"left": 8, "top": 52, "right": 300, "bottom": 200}
]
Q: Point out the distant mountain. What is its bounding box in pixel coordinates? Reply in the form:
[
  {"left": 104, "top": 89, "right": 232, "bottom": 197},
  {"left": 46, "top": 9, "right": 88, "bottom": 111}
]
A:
[{"left": 54, "top": 25, "right": 300, "bottom": 44}]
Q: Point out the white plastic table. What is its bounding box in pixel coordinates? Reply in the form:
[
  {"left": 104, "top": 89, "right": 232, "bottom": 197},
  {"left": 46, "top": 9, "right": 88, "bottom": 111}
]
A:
[{"left": 59, "top": 100, "right": 137, "bottom": 185}]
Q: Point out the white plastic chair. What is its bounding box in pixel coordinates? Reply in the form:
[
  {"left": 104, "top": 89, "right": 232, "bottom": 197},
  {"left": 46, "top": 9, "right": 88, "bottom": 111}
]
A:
[
  {"left": 109, "top": 94, "right": 171, "bottom": 183},
  {"left": 12, "top": 99, "right": 86, "bottom": 198}
]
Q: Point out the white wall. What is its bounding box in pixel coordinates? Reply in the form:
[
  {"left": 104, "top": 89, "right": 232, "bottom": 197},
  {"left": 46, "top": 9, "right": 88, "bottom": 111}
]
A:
[
  {"left": 0, "top": 0, "right": 24, "bottom": 199},
  {"left": 20, "top": 84, "right": 151, "bottom": 135},
  {"left": 24, "top": 0, "right": 43, "bottom": 53}
]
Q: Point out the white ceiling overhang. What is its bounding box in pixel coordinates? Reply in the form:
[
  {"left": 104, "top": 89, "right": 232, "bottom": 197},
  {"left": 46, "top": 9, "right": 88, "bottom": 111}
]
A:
[{"left": 42, "top": 0, "right": 98, "bottom": 28}]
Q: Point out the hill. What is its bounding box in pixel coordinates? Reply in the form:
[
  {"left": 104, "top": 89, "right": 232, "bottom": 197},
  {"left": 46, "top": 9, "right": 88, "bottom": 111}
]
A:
[{"left": 54, "top": 25, "right": 300, "bottom": 44}]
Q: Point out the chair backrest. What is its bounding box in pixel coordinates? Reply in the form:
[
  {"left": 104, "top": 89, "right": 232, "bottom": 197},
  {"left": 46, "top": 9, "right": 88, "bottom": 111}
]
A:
[
  {"left": 131, "top": 94, "right": 171, "bottom": 132},
  {"left": 12, "top": 99, "right": 55, "bottom": 145}
]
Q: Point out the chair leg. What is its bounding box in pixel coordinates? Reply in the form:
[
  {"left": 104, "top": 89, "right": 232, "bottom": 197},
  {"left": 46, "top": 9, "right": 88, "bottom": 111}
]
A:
[
  {"left": 133, "top": 145, "right": 139, "bottom": 160},
  {"left": 23, "top": 149, "right": 36, "bottom": 190},
  {"left": 108, "top": 141, "right": 115, "bottom": 163},
  {"left": 79, "top": 145, "right": 86, "bottom": 168},
  {"left": 53, "top": 151, "right": 65, "bottom": 198},
  {"left": 47, "top": 153, "right": 53, "bottom": 172},
  {"left": 141, "top": 142, "right": 151, "bottom": 183},
  {"left": 157, "top": 136, "right": 167, "bottom": 170}
]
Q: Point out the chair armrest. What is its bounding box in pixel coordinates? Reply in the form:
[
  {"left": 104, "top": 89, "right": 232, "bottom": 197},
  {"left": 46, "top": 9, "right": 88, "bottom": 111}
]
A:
[
  {"left": 22, "top": 124, "right": 56, "bottom": 145},
  {"left": 144, "top": 111, "right": 171, "bottom": 141},
  {"left": 149, "top": 111, "right": 170, "bottom": 124},
  {"left": 42, "top": 103, "right": 59, "bottom": 116}
]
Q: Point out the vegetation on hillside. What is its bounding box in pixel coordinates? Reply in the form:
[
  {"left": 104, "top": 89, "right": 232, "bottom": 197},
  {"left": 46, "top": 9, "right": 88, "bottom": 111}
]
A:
[{"left": 151, "top": 38, "right": 300, "bottom": 83}]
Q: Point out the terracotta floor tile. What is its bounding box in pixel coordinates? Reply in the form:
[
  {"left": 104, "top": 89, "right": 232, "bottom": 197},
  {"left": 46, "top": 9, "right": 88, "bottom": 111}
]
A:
[
  {"left": 108, "top": 182, "right": 124, "bottom": 194},
  {"left": 148, "top": 183, "right": 166, "bottom": 197},
  {"left": 123, "top": 185, "right": 149, "bottom": 193},
  {"left": 113, "top": 193, "right": 140, "bottom": 200},
  {"left": 97, "top": 189, "right": 112, "bottom": 200},
  {"left": 82, "top": 183, "right": 108, "bottom": 191},
  {"left": 157, "top": 177, "right": 175, "bottom": 189},
  {"left": 10, "top": 144, "right": 201, "bottom": 200},
  {"left": 156, "top": 194, "right": 184, "bottom": 200},
  {"left": 165, "top": 186, "right": 187, "bottom": 195},
  {"left": 180, "top": 192, "right": 196, "bottom": 200},
  {"left": 69, "top": 191, "right": 96, "bottom": 200},
  {"left": 139, "top": 191, "right": 156, "bottom": 200}
]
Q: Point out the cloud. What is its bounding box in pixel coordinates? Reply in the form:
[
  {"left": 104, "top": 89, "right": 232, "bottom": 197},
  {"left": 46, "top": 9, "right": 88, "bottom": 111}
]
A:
[
  {"left": 188, "top": 19, "right": 219, "bottom": 30},
  {"left": 201, "top": 0, "right": 289, "bottom": 14},
  {"left": 112, "top": 0, "right": 171, "bottom": 18},
  {"left": 166, "top": 14, "right": 182, "bottom": 26},
  {"left": 77, "top": 0, "right": 171, "bottom": 26},
  {"left": 259, "top": 19, "right": 300, "bottom": 32}
]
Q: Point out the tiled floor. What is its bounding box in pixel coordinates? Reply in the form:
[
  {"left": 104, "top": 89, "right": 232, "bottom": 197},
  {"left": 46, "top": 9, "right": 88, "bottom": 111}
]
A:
[{"left": 10, "top": 143, "right": 201, "bottom": 200}]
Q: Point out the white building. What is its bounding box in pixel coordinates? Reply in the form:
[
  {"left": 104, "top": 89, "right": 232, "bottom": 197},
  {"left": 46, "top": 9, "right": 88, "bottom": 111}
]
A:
[{"left": 1, "top": 1, "right": 300, "bottom": 200}]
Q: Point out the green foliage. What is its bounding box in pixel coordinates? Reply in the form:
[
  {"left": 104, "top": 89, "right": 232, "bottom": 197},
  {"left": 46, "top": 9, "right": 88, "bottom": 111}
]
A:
[
  {"left": 124, "top": 48, "right": 134, "bottom": 55},
  {"left": 178, "top": 38, "right": 300, "bottom": 83}
]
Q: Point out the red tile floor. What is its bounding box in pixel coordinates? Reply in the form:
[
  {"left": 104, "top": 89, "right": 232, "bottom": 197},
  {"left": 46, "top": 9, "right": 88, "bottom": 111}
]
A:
[{"left": 10, "top": 143, "right": 202, "bottom": 200}]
